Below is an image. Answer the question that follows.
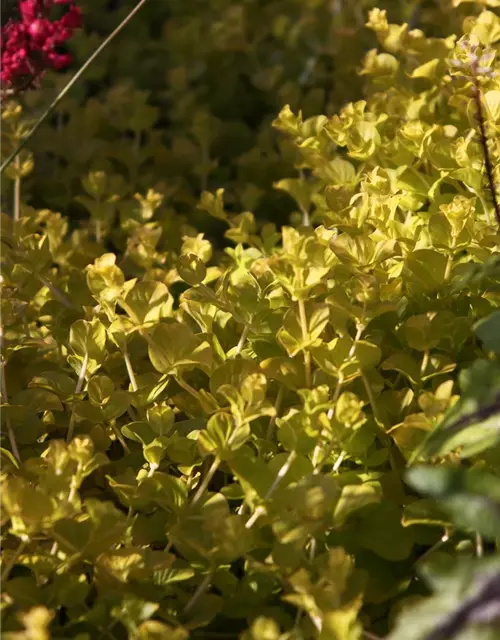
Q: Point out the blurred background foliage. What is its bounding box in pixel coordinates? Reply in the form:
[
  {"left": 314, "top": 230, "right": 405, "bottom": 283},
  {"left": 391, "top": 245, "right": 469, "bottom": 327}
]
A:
[{"left": 3, "top": 0, "right": 480, "bottom": 241}]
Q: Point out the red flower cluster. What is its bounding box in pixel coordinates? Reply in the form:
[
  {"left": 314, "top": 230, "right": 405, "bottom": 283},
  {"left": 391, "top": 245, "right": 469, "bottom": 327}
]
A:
[{"left": 1, "top": 0, "right": 82, "bottom": 95}]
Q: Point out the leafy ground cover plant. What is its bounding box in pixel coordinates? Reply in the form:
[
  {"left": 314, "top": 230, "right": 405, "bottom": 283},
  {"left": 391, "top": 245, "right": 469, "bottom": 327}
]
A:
[{"left": 1, "top": 1, "right": 500, "bottom": 639}]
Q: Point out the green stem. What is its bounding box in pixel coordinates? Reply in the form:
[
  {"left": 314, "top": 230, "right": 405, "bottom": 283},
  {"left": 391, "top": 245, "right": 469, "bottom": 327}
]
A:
[
  {"left": 476, "top": 532, "right": 484, "bottom": 557},
  {"left": 37, "top": 275, "right": 75, "bottom": 309},
  {"left": 312, "top": 375, "right": 344, "bottom": 472},
  {"left": 13, "top": 158, "right": 21, "bottom": 222},
  {"left": 471, "top": 69, "right": 500, "bottom": 229},
  {"left": 298, "top": 299, "right": 311, "bottom": 388},
  {"left": 415, "top": 529, "right": 451, "bottom": 566},
  {"left": 67, "top": 352, "right": 89, "bottom": 443},
  {"left": 95, "top": 220, "right": 102, "bottom": 244},
  {"left": 235, "top": 325, "right": 249, "bottom": 356},
  {"left": 176, "top": 375, "right": 217, "bottom": 413},
  {"left": 266, "top": 385, "right": 284, "bottom": 440},
  {"left": 110, "top": 421, "right": 130, "bottom": 453},
  {"left": 1, "top": 0, "right": 150, "bottom": 175},
  {"left": 311, "top": 320, "right": 364, "bottom": 470},
  {"left": 361, "top": 370, "right": 398, "bottom": 471},
  {"left": 183, "top": 571, "right": 213, "bottom": 616},
  {"left": 294, "top": 537, "right": 317, "bottom": 628},
  {"left": 191, "top": 457, "right": 220, "bottom": 507},
  {"left": 245, "top": 450, "right": 297, "bottom": 529},
  {"left": 1, "top": 540, "right": 27, "bottom": 583},
  {"left": 444, "top": 255, "right": 453, "bottom": 282},
  {"left": 420, "top": 349, "right": 430, "bottom": 378},
  {"left": 361, "top": 370, "right": 380, "bottom": 425},
  {"left": 123, "top": 347, "right": 138, "bottom": 392},
  {"left": 0, "top": 361, "right": 21, "bottom": 462},
  {"left": 477, "top": 191, "right": 493, "bottom": 226}
]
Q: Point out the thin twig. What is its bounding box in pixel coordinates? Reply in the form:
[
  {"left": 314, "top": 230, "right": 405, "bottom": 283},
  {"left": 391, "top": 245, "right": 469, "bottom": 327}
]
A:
[
  {"left": 475, "top": 532, "right": 484, "bottom": 558},
  {"left": 123, "top": 348, "right": 138, "bottom": 392},
  {"left": 266, "top": 385, "right": 284, "bottom": 440},
  {"left": 37, "top": 275, "right": 75, "bottom": 309},
  {"left": 1, "top": 0, "right": 150, "bottom": 175},
  {"left": 66, "top": 352, "right": 88, "bottom": 443},
  {"left": 245, "top": 450, "right": 297, "bottom": 529},
  {"left": 183, "top": 572, "right": 213, "bottom": 616},
  {"left": 13, "top": 158, "right": 21, "bottom": 222},
  {"left": 191, "top": 457, "right": 220, "bottom": 507},
  {"left": 312, "top": 373, "right": 344, "bottom": 471},
  {"left": 235, "top": 325, "right": 249, "bottom": 356},
  {"left": 471, "top": 68, "right": 500, "bottom": 228},
  {"left": 415, "top": 529, "right": 451, "bottom": 567},
  {"left": 0, "top": 360, "right": 21, "bottom": 462},
  {"left": 1, "top": 540, "right": 27, "bottom": 583},
  {"left": 298, "top": 299, "right": 311, "bottom": 388}
]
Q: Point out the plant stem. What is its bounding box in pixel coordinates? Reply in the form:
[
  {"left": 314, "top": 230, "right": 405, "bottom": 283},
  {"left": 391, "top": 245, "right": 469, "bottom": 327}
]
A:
[
  {"left": 37, "top": 275, "right": 75, "bottom": 309},
  {"left": 332, "top": 450, "right": 345, "bottom": 473},
  {"left": 294, "top": 537, "right": 317, "bottom": 628},
  {"left": 191, "top": 457, "right": 220, "bottom": 507},
  {"left": 0, "top": 360, "right": 21, "bottom": 462},
  {"left": 0, "top": 0, "right": 151, "bottom": 175},
  {"left": 183, "top": 571, "right": 213, "bottom": 616},
  {"left": 361, "top": 370, "right": 380, "bottom": 425},
  {"left": 110, "top": 422, "right": 130, "bottom": 453},
  {"left": 444, "top": 255, "right": 453, "bottom": 282},
  {"left": 361, "top": 371, "right": 398, "bottom": 471},
  {"left": 266, "top": 385, "right": 284, "bottom": 440},
  {"left": 298, "top": 170, "right": 311, "bottom": 226},
  {"left": 245, "top": 450, "right": 297, "bottom": 529},
  {"left": 298, "top": 299, "right": 311, "bottom": 388},
  {"left": 123, "top": 348, "right": 138, "bottom": 392},
  {"left": 476, "top": 532, "right": 484, "bottom": 557},
  {"left": 415, "top": 529, "right": 451, "bottom": 566},
  {"left": 13, "top": 158, "right": 21, "bottom": 222},
  {"left": 176, "top": 375, "right": 217, "bottom": 414},
  {"left": 312, "top": 374, "right": 343, "bottom": 471},
  {"left": 472, "top": 69, "right": 500, "bottom": 228},
  {"left": 95, "top": 220, "right": 102, "bottom": 244},
  {"left": 1, "top": 540, "right": 27, "bottom": 582},
  {"left": 420, "top": 349, "right": 430, "bottom": 377},
  {"left": 68, "top": 475, "right": 79, "bottom": 503},
  {"left": 235, "top": 325, "right": 249, "bottom": 355},
  {"left": 477, "top": 191, "right": 493, "bottom": 226},
  {"left": 311, "top": 320, "right": 363, "bottom": 470},
  {"left": 66, "top": 352, "right": 88, "bottom": 443}
]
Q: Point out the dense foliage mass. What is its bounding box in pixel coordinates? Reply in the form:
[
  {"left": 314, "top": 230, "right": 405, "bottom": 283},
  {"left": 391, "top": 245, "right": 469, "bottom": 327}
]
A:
[{"left": 1, "top": 1, "right": 500, "bottom": 639}]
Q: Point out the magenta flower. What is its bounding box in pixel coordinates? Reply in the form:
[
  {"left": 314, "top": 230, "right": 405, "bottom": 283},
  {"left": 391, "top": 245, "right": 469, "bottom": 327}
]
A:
[{"left": 1, "top": 0, "right": 82, "bottom": 97}]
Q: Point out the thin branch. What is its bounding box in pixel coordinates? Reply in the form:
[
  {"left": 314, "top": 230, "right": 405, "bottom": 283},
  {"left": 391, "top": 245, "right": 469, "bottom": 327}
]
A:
[
  {"left": 13, "top": 158, "right": 21, "bottom": 222},
  {"left": 183, "top": 572, "right": 213, "bottom": 616},
  {"left": 123, "top": 347, "right": 138, "bottom": 392},
  {"left": 266, "top": 385, "right": 284, "bottom": 440},
  {"left": 190, "top": 457, "right": 220, "bottom": 507},
  {"left": 298, "top": 299, "right": 311, "bottom": 388},
  {"left": 235, "top": 325, "right": 249, "bottom": 356},
  {"left": 1, "top": 540, "right": 27, "bottom": 582},
  {"left": 0, "top": 361, "right": 21, "bottom": 462},
  {"left": 471, "top": 68, "right": 500, "bottom": 228},
  {"left": 245, "top": 450, "right": 297, "bottom": 529},
  {"left": 66, "top": 352, "right": 89, "bottom": 443},
  {"left": 37, "top": 275, "right": 75, "bottom": 309}
]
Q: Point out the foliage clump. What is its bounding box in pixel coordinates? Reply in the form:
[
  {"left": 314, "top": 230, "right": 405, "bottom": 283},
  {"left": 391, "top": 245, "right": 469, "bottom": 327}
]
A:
[{"left": 1, "top": 2, "right": 500, "bottom": 639}]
